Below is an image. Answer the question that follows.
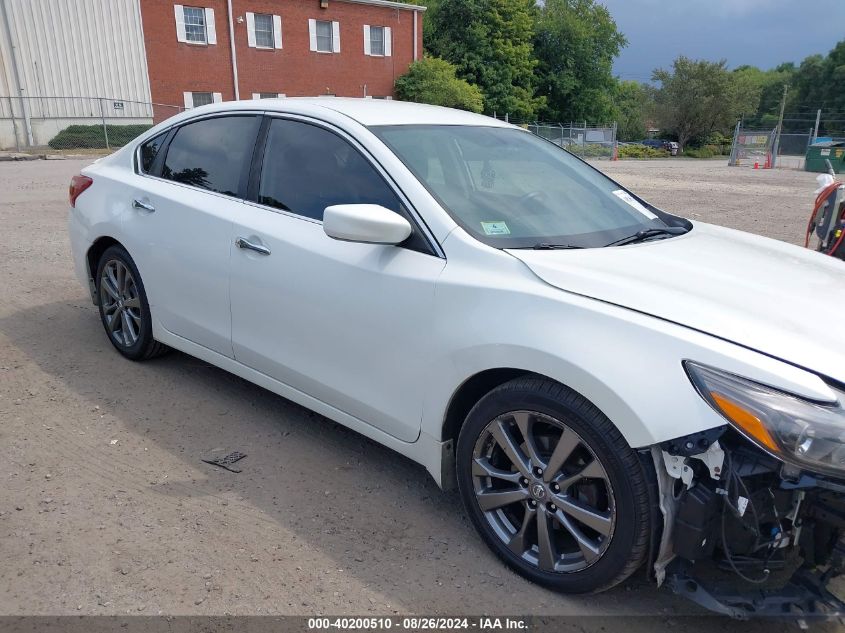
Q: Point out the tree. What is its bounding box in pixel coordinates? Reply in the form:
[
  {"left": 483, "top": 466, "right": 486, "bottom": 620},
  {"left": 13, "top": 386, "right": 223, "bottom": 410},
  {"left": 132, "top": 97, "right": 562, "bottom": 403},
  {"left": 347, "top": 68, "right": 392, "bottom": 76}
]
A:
[
  {"left": 533, "top": 0, "right": 626, "bottom": 123},
  {"left": 614, "top": 81, "right": 653, "bottom": 141},
  {"left": 426, "top": 0, "right": 543, "bottom": 119},
  {"left": 394, "top": 58, "right": 484, "bottom": 113},
  {"left": 652, "top": 57, "right": 761, "bottom": 149}
]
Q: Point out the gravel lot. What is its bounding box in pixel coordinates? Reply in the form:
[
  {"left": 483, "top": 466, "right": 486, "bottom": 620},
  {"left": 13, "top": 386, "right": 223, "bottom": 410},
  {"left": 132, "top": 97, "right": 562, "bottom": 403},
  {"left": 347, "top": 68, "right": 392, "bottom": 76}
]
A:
[{"left": 0, "top": 157, "right": 834, "bottom": 630}]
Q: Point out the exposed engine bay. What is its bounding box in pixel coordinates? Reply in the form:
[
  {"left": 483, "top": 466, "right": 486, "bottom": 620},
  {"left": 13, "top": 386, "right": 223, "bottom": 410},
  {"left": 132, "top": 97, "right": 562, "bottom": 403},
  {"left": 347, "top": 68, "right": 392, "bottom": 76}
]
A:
[{"left": 651, "top": 425, "right": 845, "bottom": 621}]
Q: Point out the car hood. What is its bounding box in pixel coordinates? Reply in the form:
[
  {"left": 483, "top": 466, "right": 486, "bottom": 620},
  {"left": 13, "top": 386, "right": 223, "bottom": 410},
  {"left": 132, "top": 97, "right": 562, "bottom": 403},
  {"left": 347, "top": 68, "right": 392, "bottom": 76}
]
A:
[{"left": 507, "top": 222, "right": 845, "bottom": 385}]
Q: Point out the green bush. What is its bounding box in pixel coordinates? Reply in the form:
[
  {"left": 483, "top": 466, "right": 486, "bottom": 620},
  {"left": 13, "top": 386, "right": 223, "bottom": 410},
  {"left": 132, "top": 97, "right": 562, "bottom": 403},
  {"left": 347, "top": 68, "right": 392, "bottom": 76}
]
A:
[
  {"left": 683, "top": 145, "right": 729, "bottom": 158},
  {"left": 617, "top": 144, "right": 670, "bottom": 159},
  {"left": 395, "top": 57, "right": 484, "bottom": 113},
  {"left": 48, "top": 124, "right": 152, "bottom": 149}
]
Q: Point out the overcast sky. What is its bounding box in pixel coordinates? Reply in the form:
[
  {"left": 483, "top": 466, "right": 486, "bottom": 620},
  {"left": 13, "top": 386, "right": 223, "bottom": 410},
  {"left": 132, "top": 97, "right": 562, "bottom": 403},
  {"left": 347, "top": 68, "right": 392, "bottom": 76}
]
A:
[{"left": 599, "top": 0, "right": 845, "bottom": 82}]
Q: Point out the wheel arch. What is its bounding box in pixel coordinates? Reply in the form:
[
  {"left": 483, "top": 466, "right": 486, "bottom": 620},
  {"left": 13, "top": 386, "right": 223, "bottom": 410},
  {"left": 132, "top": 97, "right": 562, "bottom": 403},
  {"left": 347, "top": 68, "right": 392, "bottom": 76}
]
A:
[
  {"left": 86, "top": 236, "right": 126, "bottom": 304},
  {"left": 441, "top": 368, "right": 530, "bottom": 446}
]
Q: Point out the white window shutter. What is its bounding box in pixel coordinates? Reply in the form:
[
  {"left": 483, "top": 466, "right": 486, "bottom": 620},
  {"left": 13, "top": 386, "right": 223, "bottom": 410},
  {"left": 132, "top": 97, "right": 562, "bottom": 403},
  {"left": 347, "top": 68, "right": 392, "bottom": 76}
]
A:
[
  {"left": 363, "top": 25, "right": 371, "bottom": 56},
  {"left": 273, "top": 15, "right": 283, "bottom": 49},
  {"left": 174, "top": 5, "right": 186, "bottom": 42},
  {"left": 252, "top": 93, "right": 261, "bottom": 100},
  {"left": 308, "top": 19, "right": 317, "bottom": 51},
  {"left": 332, "top": 21, "right": 340, "bottom": 53},
  {"left": 212, "top": 92, "right": 223, "bottom": 103},
  {"left": 245, "top": 12, "right": 256, "bottom": 47},
  {"left": 384, "top": 27, "right": 392, "bottom": 57},
  {"left": 278, "top": 93, "right": 286, "bottom": 98},
  {"left": 205, "top": 8, "right": 217, "bottom": 44},
  {"left": 183, "top": 92, "right": 193, "bottom": 109}
]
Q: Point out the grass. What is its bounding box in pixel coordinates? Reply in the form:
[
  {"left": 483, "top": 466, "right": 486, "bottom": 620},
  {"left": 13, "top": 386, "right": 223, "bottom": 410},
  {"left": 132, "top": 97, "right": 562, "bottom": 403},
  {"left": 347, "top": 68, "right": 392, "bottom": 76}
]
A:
[{"left": 48, "top": 124, "right": 151, "bottom": 150}]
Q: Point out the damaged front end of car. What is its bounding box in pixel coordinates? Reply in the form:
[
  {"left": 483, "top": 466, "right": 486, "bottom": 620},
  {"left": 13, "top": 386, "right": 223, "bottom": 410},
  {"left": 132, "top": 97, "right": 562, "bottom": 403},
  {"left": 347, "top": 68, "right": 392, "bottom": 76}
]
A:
[{"left": 651, "top": 361, "right": 845, "bottom": 621}]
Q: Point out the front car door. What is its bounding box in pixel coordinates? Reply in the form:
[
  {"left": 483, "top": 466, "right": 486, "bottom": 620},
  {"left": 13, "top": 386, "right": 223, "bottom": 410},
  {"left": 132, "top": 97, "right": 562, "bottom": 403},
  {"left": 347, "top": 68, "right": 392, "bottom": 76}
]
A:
[
  {"left": 124, "top": 114, "right": 261, "bottom": 357},
  {"left": 229, "top": 116, "right": 445, "bottom": 442}
]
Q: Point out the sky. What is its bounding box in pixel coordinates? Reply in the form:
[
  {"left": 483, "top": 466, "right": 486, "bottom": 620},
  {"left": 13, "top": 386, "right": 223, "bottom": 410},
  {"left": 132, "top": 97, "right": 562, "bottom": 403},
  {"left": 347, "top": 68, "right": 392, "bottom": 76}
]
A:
[{"left": 599, "top": 0, "right": 845, "bottom": 82}]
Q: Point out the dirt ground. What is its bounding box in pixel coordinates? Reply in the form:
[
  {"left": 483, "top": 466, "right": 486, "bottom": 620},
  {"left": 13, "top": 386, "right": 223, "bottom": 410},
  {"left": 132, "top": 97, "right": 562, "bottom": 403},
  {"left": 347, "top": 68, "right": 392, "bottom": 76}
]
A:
[{"left": 0, "top": 157, "right": 836, "bottom": 630}]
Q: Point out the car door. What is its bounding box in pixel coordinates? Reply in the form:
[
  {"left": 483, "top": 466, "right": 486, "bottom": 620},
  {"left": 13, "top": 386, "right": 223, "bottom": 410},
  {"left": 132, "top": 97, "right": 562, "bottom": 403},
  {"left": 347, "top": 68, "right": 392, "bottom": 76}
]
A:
[
  {"left": 229, "top": 117, "right": 445, "bottom": 442},
  {"left": 124, "top": 114, "right": 261, "bottom": 357}
]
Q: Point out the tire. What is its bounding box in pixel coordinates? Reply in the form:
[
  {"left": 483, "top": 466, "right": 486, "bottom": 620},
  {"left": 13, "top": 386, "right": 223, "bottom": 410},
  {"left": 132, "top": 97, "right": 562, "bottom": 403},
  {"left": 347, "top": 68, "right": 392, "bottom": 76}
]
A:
[
  {"left": 456, "top": 376, "right": 653, "bottom": 594},
  {"left": 95, "top": 245, "right": 169, "bottom": 361}
]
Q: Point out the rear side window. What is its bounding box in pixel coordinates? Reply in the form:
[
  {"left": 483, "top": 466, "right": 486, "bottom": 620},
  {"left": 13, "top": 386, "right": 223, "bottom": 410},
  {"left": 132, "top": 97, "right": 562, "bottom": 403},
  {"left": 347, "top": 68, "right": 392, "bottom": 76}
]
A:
[
  {"left": 258, "top": 118, "right": 401, "bottom": 221},
  {"left": 139, "top": 132, "right": 166, "bottom": 174},
  {"left": 162, "top": 115, "right": 260, "bottom": 196}
]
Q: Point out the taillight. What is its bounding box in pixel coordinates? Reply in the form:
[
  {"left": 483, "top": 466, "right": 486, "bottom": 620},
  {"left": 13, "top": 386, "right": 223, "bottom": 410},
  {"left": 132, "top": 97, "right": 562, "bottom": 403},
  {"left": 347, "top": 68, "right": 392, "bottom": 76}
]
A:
[{"left": 69, "top": 175, "right": 93, "bottom": 208}]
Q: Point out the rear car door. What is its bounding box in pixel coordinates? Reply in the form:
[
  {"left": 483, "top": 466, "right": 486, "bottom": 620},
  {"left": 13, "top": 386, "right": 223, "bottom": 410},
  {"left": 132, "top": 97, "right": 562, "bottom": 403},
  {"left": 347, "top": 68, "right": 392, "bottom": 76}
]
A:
[
  {"left": 124, "top": 114, "right": 261, "bottom": 357},
  {"left": 229, "top": 116, "right": 445, "bottom": 442}
]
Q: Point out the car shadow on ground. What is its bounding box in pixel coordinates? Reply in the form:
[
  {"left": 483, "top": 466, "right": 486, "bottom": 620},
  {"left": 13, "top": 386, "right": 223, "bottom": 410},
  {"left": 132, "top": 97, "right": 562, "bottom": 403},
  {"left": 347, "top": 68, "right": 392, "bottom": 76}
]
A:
[{"left": 4, "top": 298, "right": 832, "bottom": 630}]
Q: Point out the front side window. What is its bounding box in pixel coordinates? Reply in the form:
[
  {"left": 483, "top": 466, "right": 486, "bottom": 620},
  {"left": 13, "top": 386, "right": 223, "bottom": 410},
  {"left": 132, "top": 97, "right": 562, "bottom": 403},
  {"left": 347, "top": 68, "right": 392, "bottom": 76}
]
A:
[
  {"left": 369, "top": 26, "right": 385, "bottom": 56},
  {"left": 253, "top": 13, "right": 274, "bottom": 48},
  {"left": 315, "top": 20, "right": 333, "bottom": 52},
  {"left": 183, "top": 6, "right": 207, "bottom": 43},
  {"left": 162, "top": 115, "right": 260, "bottom": 196},
  {"left": 139, "top": 132, "right": 166, "bottom": 174},
  {"left": 374, "top": 125, "right": 674, "bottom": 249},
  {"left": 258, "top": 119, "right": 401, "bottom": 221}
]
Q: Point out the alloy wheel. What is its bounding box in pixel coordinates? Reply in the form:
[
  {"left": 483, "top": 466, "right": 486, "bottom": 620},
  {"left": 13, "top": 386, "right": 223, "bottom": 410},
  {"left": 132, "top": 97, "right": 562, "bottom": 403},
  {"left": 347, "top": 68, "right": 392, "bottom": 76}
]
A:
[
  {"left": 471, "top": 410, "right": 616, "bottom": 573},
  {"left": 99, "top": 259, "right": 142, "bottom": 348}
]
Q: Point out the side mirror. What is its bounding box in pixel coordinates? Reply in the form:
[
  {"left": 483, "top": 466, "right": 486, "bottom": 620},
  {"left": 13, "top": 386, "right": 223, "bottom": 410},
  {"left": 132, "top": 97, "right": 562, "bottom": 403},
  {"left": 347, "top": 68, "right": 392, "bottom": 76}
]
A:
[{"left": 323, "top": 204, "right": 412, "bottom": 245}]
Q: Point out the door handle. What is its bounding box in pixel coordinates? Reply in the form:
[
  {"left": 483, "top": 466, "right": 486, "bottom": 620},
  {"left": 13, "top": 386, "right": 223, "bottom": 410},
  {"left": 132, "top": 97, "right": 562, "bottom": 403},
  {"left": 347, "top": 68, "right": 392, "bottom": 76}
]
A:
[
  {"left": 235, "top": 237, "right": 271, "bottom": 256},
  {"left": 132, "top": 198, "right": 155, "bottom": 213}
]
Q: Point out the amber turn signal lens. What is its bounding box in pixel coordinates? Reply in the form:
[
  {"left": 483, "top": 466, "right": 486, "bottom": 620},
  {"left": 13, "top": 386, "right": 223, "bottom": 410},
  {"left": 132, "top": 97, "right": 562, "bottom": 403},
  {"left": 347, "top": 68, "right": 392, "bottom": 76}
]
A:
[{"left": 710, "top": 392, "right": 780, "bottom": 453}]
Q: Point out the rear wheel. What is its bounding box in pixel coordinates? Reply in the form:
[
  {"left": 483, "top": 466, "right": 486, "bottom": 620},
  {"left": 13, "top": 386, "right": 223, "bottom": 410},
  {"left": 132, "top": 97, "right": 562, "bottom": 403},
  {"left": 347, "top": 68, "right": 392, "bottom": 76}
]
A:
[
  {"left": 95, "top": 245, "right": 168, "bottom": 361},
  {"left": 456, "top": 376, "right": 652, "bottom": 593}
]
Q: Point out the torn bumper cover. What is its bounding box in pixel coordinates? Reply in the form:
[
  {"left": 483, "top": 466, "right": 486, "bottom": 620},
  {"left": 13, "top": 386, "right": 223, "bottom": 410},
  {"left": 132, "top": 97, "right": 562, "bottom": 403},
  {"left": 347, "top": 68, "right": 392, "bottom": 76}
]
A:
[{"left": 651, "top": 428, "right": 845, "bottom": 620}]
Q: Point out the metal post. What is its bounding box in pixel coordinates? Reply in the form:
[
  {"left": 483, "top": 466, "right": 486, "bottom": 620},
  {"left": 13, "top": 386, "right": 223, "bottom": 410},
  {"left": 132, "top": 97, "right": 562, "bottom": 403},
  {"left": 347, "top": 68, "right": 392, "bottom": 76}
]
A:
[
  {"left": 1, "top": 0, "right": 33, "bottom": 147},
  {"left": 813, "top": 108, "right": 822, "bottom": 143},
  {"left": 728, "top": 120, "right": 740, "bottom": 166},
  {"left": 7, "top": 96, "right": 20, "bottom": 152},
  {"left": 99, "top": 98, "right": 109, "bottom": 150},
  {"left": 771, "top": 84, "right": 788, "bottom": 169}
]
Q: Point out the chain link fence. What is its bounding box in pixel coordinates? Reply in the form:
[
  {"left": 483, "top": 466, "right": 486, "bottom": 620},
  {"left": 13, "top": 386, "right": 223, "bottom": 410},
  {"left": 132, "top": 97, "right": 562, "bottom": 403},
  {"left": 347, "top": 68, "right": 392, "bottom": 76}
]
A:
[
  {"left": 491, "top": 115, "right": 618, "bottom": 159},
  {"left": 1, "top": 96, "right": 182, "bottom": 152}
]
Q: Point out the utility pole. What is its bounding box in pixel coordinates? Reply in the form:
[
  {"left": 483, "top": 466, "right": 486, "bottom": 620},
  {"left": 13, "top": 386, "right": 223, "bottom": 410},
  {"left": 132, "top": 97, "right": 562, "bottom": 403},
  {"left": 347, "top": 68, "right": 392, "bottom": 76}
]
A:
[
  {"left": 813, "top": 108, "right": 822, "bottom": 142},
  {"left": 771, "top": 84, "right": 788, "bottom": 169}
]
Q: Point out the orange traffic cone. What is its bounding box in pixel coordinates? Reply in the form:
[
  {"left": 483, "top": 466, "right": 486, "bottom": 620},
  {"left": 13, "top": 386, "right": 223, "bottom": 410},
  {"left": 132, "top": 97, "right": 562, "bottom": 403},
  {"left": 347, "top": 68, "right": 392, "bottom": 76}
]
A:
[{"left": 754, "top": 161, "right": 759, "bottom": 169}]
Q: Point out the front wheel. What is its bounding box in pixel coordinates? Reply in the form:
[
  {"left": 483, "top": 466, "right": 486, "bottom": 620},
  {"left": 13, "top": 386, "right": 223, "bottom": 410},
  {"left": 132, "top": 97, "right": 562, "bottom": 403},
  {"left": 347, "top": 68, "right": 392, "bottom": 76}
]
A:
[
  {"left": 95, "top": 245, "right": 169, "bottom": 361},
  {"left": 456, "top": 376, "right": 653, "bottom": 594}
]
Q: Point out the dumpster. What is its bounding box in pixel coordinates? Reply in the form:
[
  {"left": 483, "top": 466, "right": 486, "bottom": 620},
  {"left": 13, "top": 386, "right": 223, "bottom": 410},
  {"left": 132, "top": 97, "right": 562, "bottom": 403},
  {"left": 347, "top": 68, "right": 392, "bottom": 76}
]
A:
[{"left": 805, "top": 140, "right": 845, "bottom": 173}]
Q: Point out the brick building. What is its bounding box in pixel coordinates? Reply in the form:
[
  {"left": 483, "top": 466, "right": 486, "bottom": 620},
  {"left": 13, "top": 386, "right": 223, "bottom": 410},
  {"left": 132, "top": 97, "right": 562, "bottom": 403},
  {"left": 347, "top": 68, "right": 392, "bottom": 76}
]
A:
[{"left": 140, "top": 0, "right": 425, "bottom": 115}]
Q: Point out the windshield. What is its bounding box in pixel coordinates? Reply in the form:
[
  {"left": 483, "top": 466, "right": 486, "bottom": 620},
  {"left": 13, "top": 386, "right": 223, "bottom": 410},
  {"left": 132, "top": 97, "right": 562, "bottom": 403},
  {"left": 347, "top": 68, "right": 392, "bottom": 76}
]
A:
[{"left": 373, "top": 125, "right": 677, "bottom": 249}]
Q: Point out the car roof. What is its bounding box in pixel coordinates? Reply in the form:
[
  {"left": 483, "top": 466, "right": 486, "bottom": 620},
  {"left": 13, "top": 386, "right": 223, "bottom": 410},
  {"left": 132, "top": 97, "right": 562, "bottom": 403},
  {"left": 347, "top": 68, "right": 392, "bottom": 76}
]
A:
[{"left": 186, "top": 97, "right": 513, "bottom": 128}]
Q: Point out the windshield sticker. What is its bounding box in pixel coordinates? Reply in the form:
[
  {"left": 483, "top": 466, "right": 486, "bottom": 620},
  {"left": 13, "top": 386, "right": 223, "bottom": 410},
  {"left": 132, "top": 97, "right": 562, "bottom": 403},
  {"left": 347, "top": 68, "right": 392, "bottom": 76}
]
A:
[
  {"left": 612, "top": 190, "right": 659, "bottom": 220},
  {"left": 481, "top": 221, "right": 511, "bottom": 236}
]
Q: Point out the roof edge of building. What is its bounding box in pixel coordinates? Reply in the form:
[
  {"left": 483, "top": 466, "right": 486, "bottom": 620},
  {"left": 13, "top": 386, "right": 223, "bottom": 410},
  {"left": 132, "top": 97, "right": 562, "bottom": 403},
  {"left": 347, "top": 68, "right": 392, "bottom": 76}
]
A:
[{"left": 337, "top": 0, "right": 426, "bottom": 12}]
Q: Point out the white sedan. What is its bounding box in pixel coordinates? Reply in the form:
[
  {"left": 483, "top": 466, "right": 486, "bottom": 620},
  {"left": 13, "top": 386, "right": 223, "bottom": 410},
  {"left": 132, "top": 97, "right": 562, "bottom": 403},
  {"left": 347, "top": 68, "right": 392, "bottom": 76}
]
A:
[{"left": 68, "top": 98, "right": 845, "bottom": 615}]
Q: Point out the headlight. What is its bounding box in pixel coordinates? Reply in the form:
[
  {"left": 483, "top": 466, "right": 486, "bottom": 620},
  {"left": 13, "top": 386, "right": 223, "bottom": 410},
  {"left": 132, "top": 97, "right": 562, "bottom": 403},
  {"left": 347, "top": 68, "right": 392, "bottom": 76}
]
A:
[{"left": 684, "top": 361, "right": 845, "bottom": 476}]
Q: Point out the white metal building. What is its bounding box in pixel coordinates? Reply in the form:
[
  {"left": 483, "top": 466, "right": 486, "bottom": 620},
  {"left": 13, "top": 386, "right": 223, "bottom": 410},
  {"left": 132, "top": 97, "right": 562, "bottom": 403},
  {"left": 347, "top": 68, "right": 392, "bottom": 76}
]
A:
[{"left": 0, "top": 0, "right": 152, "bottom": 149}]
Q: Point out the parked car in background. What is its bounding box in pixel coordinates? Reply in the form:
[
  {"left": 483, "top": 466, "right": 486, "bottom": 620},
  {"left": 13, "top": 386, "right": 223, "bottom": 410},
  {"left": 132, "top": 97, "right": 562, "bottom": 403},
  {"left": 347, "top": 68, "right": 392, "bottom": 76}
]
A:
[
  {"left": 68, "top": 99, "right": 845, "bottom": 618},
  {"left": 639, "top": 139, "right": 678, "bottom": 155}
]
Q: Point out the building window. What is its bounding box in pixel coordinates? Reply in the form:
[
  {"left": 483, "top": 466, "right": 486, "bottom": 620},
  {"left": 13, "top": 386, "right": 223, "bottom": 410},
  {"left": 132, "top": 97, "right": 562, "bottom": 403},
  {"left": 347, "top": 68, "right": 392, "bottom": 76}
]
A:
[
  {"left": 192, "top": 92, "right": 214, "bottom": 107},
  {"left": 309, "top": 19, "right": 339, "bottom": 53},
  {"left": 363, "top": 25, "right": 391, "bottom": 57},
  {"left": 183, "top": 91, "right": 221, "bottom": 109},
  {"left": 370, "top": 26, "right": 384, "bottom": 56},
  {"left": 316, "top": 20, "right": 332, "bottom": 52},
  {"left": 183, "top": 6, "right": 207, "bottom": 43},
  {"left": 253, "top": 14, "right": 273, "bottom": 47},
  {"left": 246, "top": 12, "right": 281, "bottom": 49},
  {"left": 175, "top": 5, "right": 217, "bottom": 45},
  {"left": 253, "top": 93, "right": 285, "bottom": 99}
]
